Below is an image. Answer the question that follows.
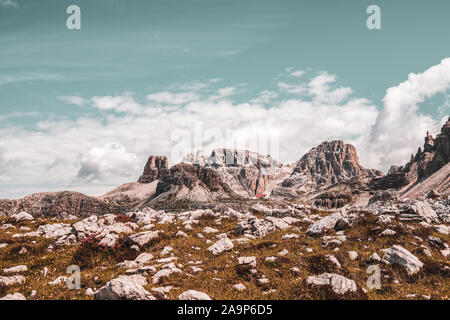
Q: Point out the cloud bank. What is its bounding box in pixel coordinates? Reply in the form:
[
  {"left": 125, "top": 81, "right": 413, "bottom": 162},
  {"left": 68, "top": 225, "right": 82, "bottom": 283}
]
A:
[{"left": 0, "top": 60, "right": 449, "bottom": 198}]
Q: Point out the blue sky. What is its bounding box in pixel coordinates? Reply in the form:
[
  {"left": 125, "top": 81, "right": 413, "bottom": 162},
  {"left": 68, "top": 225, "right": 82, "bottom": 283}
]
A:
[{"left": 0, "top": 0, "right": 449, "bottom": 198}]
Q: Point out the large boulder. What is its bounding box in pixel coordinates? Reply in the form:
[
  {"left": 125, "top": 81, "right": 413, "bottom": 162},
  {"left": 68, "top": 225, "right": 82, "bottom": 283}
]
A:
[
  {"left": 382, "top": 245, "right": 424, "bottom": 275},
  {"left": 399, "top": 201, "right": 440, "bottom": 223},
  {"left": 306, "top": 210, "right": 347, "bottom": 236},
  {"left": 207, "top": 238, "right": 234, "bottom": 255},
  {"left": 0, "top": 293, "right": 26, "bottom": 300},
  {"left": 0, "top": 275, "right": 26, "bottom": 286},
  {"left": 10, "top": 211, "right": 33, "bottom": 223},
  {"left": 306, "top": 273, "right": 357, "bottom": 295},
  {"left": 95, "top": 275, "right": 155, "bottom": 300},
  {"left": 127, "top": 231, "right": 161, "bottom": 248}
]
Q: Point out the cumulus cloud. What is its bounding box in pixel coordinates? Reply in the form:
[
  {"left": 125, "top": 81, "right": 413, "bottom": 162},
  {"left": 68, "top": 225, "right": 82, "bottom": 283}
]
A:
[
  {"left": 363, "top": 57, "right": 450, "bottom": 170},
  {"left": 76, "top": 143, "right": 139, "bottom": 182}
]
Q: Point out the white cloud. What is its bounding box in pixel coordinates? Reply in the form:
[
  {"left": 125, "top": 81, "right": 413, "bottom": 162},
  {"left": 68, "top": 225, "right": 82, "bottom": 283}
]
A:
[
  {"left": 363, "top": 57, "right": 450, "bottom": 170},
  {"left": 59, "top": 96, "right": 87, "bottom": 107},
  {"left": 76, "top": 143, "right": 139, "bottom": 182},
  {"left": 277, "top": 82, "right": 306, "bottom": 94},
  {"left": 289, "top": 70, "right": 304, "bottom": 77},
  {"left": 92, "top": 93, "right": 142, "bottom": 114},
  {"left": 0, "top": 73, "right": 62, "bottom": 86},
  {"left": 146, "top": 91, "right": 199, "bottom": 104},
  {"left": 208, "top": 87, "right": 236, "bottom": 101},
  {"left": 0, "top": 0, "right": 18, "bottom": 8},
  {"left": 308, "top": 72, "right": 353, "bottom": 104}
]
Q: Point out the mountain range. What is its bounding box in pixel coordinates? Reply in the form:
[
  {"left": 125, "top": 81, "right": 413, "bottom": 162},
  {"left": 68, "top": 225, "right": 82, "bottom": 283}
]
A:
[{"left": 1, "top": 117, "right": 449, "bottom": 218}]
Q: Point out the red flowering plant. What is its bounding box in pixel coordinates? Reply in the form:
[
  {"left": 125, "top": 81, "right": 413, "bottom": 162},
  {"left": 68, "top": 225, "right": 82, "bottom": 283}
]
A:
[{"left": 114, "top": 214, "right": 135, "bottom": 223}]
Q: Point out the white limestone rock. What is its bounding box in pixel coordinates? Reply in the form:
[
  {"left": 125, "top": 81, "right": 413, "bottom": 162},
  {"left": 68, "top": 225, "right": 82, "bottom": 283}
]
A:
[
  {"left": 207, "top": 238, "right": 234, "bottom": 255},
  {"left": 306, "top": 273, "right": 357, "bottom": 295},
  {"left": 95, "top": 275, "right": 155, "bottom": 300},
  {"left": 382, "top": 245, "right": 423, "bottom": 275},
  {"left": 179, "top": 290, "right": 211, "bottom": 300}
]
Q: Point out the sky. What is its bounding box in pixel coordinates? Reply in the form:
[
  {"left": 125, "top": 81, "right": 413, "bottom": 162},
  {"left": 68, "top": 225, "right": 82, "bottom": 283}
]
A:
[{"left": 0, "top": 0, "right": 449, "bottom": 198}]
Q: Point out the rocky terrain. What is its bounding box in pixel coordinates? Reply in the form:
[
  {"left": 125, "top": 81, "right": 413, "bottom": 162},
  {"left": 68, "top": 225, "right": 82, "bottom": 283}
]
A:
[
  {"left": 0, "top": 194, "right": 448, "bottom": 300},
  {"left": 0, "top": 118, "right": 448, "bottom": 300}
]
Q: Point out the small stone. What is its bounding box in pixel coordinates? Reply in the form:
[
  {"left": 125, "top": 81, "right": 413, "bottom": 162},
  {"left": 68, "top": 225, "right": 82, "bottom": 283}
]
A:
[
  {"left": 85, "top": 288, "right": 95, "bottom": 296},
  {"left": 232, "top": 283, "right": 247, "bottom": 291},
  {"left": 3, "top": 265, "right": 27, "bottom": 274},
  {"left": 379, "top": 229, "right": 397, "bottom": 236},
  {"left": 175, "top": 231, "right": 188, "bottom": 238},
  {"left": 348, "top": 251, "right": 358, "bottom": 260},
  {"left": 369, "top": 253, "right": 381, "bottom": 262},
  {"left": 203, "top": 227, "right": 219, "bottom": 234}
]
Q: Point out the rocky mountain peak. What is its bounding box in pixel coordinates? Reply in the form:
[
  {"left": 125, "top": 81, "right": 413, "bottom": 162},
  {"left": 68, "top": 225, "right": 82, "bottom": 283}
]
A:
[
  {"left": 285, "top": 140, "right": 382, "bottom": 189},
  {"left": 138, "top": 155, "right": 169, "bottom": 183},
  {"left": 391, "top": 117, "right": 449, "bottom": 182},
  {"left": 371, "top": 117, "right": 450, "bottom": 193}
]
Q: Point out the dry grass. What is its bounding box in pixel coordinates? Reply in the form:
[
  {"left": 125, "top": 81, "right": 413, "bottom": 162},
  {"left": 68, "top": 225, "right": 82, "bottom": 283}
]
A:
[{"left": 0, "top": 209, "right": 449, "bottom": 300}]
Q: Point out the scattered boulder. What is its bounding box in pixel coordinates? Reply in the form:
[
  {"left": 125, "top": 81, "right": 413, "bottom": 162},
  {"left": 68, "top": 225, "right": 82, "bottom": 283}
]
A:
[
  {"left": 306, "top": 273, "right": 357, "bottom": 295},
  {"left": 127, "top": 230, "right": 161, "bottom": 247},
  {"left": 0, "top": 293, "right": 26, "bottom": 300},
  {"left": 207, "top": 238, "right": 234, "bottom": 255},
  {"left": 238, "top": 256, "right": 256, "bottom": 267},
  {"left": 307, "top": 210, "right": 347, "bottom": 236},
  {"left": 179, "top": 290, "right": 212, "bottom": 300},
  {"left": 382, "top": 245, "right": 423, "bottom": 275},
  {"left": 3, "top": 265, "right": 27, "bottom": 274},
  {"left": 95, "top": 275, "right": 155, "bottom": 300},
  {"left": 10, "top": 211, "right": 33, "bottom": 223},
  {"left": 0, "top": 275, "right": 26, "bottom": 286}
]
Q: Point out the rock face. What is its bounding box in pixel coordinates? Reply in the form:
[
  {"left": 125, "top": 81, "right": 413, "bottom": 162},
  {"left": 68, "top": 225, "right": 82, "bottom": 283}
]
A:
[
  {"left": 0, "top": 191, "right": 122, "bottom": 218},
  {"left": 142, "top": 163, "right": 239, "bottom": 206},
  {"left": 156, "top": 163, "right": 224, "bottom": 194},
  {"left": 183, "top": 149, "right": 287, "bottom": 198},
  {"left": 138, "top": 156, "right": 169, "bottom": 183},
  {"left": 373, "top": 118, "right": 450, "bottom": 196},
  {"left": 277, "top": 141, "right": 382, "bottom": 197}
]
